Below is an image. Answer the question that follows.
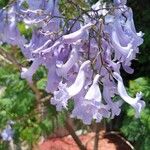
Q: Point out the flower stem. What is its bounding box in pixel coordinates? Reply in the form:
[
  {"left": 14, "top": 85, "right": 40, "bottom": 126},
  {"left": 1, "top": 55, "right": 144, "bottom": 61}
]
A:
[{"left": 94, "top": 122, "right": 101, "bottom": 150}]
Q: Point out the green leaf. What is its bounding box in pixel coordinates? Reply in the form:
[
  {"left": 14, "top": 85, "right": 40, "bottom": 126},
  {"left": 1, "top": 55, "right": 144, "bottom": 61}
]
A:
[
  {"left": 127, "top": 108, "right": 135, "bottom": 117},
  {"left": 36, "top": 78, "right": 47, "bottom": 90},
  {"left": 0, "top": 0, "right": 9, "bottom": 8}
]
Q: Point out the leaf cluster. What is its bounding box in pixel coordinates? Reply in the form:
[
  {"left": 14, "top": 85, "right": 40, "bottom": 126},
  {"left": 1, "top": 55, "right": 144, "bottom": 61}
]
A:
[{"left": 0, "top": 47, "right": 66, "bottom": 146}]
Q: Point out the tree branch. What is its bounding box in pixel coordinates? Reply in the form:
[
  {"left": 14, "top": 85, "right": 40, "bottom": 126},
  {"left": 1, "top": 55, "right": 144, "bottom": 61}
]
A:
[
  {"left": 94, "top": 122, "right": 101, "bottom": 150},
  {"left": 65, "top": 117, "right": 87, "bottom": 150}
]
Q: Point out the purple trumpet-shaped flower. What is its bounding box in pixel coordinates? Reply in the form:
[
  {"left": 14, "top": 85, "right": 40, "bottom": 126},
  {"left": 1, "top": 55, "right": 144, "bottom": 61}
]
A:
[
  {"left": 103, "top": 84, "right": 122, "bottom": 118},
  {"left": 72, "top": 74, "right": 110, "bottom": 125},
  {"left": 62, "top": 22, "right": 94, "bottom": 44},
  {"left": 71, "top": 98, "right": 98, "bottom": 125},
  {"left": 32, "top": 40, "right": 61, "bottom": 58},
  {"left": 124, "top": 8, "right": 144, "bottom": 45},
  {"left": 65, "top": 60, "right": 91, "bottom": 96},
  {"left": 111, "top": 28, "right": 133, "bottom": 59},
  {"left": 50, "top": 82, "right": 69, "bottom": 111},
  {"left": 113, "top": 20, "right": 131, "bottom": 47},
  {"left": 72, "top": 100, "right": 102, "bottom": 125},
  {"left": 85, "top": 74, "right": 101, "bottom": 101},
  {"left": 51, "top": 60, "right": 91, "bottom": 111},
  {"left": 1, "top": 125, "right": 13, "bottom": 141},
  {"left": 113, "top": 0, "right": 127, "bottom": 6},
  {"left": 21, "top": 59, "right": 42, "bottom": 83},
  {"left": 45, "top": 59, "right": 61, "bottom": 93},
  {"left": 27, "top": 0, "right": 43, "bottom": 10},
  {"left": 56, "top": 46, "right": 78, "bottom": 77},
  {"left": 113, "top": 72, "right": 145, "bottom": 117},
  {"left": 0, "top": 5, "right": 26, "bottom": 47},
  {"left": 85, "top": 74, "right": 110, "bottom": 120}
]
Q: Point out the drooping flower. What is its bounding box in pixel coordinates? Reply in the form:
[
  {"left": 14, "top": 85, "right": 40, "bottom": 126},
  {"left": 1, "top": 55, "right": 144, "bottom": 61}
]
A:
[
  {"left": 85, "top": 74, "right": 101, "bottom": 101},
  {"left": 62, "top": 22, "right": 94, "bottom": 44},
  {"left": 56, "top": 46, "right": 78, "bottom": 77},
  {"left": 45, "top": 59, "right": 61, "bottom": 93},
  {"left": 113, "top": 0, "right": 127, "bottom": 6},
  {"left": 113, "top": 72, "right": 145, "bottom": 117},
  {"left": 51, "top": 60, "right": 91, "bottom": 111},
  {"left": 71, "top": 74, "right": 110, "bottom": 125},
  {"left": 85, "top": 74, "right": 111, "bottom": 120},
  {"left": 21, "top": 59, "right": 42, "bottom": 83},
  {"left": 103, "top": 83, "right": 123, "bottom": 118}
]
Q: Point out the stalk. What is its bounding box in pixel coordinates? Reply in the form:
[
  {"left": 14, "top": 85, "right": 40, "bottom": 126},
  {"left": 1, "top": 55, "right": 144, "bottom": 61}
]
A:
[
  {"left": 94, "top": 122, "right": 101, "bottom": 150},
  {"left": 65, "top": 119, "right": 87, "bottom": 150}
]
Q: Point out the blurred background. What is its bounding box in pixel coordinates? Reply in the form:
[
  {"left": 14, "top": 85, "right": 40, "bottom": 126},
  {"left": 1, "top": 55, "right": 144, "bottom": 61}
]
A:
[{"left": 0, "top": 0, "right": 150, "bottom": 150}]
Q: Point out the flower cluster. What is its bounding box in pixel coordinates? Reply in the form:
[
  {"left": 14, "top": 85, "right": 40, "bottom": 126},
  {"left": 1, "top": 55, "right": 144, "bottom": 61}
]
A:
[{"left": 0, "top": 0, "right": 145, "bottom": 124}]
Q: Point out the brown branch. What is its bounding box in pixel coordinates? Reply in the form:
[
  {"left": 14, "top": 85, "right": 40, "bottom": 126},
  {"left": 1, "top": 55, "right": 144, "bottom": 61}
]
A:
[
  {"left": 65, "top": 117, "right": 87, "bottom": 150},
  {"left": 105, "top": 131, "right": 135, "bottom": 150},
  {"left": 38, "top": 95, "right": 52, "bottom": 103},
  {"left": 94, "top": 122, "right": 101, "bottom": 150},
  {"left": 0, "top": 47, "right": 21, "bottom": 70}
]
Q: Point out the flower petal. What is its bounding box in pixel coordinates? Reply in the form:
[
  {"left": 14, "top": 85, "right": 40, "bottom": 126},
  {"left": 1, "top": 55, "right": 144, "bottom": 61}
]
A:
[
  {"left": 85, "top": 74, "right": 101, "bottom": 101},
  {"left": 21, "top": 59, "right": 41, "bottom": 83},
  {"left": 67, "top": 60, "right": 91, "bottom": 96}
]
